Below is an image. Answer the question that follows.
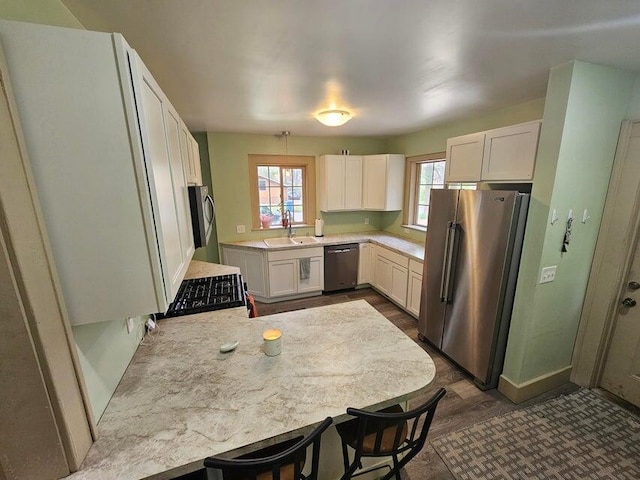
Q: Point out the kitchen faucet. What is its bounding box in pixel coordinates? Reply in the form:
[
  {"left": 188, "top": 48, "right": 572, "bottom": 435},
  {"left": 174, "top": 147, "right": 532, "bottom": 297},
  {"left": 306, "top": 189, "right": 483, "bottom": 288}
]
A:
[{"left": 287, "top": 212, "right": 295, "bottom": 238}]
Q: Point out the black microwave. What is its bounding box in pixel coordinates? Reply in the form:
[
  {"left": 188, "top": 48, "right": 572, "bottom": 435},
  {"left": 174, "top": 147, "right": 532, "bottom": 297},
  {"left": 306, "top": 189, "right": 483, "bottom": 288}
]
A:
[{"left": 188, "top": 185, "right": 214, "bottom": 248}]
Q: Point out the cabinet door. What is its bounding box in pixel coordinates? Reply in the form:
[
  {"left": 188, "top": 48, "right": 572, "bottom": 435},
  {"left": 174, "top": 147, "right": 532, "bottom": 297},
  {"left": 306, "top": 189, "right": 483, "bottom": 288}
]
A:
[
  {"left": 318, "top": 155, "right": 345, "bottom": 211},
  {"left": 165, "top": 107, "right": 195, "bottom": 262},
  {"left": 374, "top": 254, "right": 392, "bottom": 295},
  {"left": 389, "top": 264, "right": 408, "bottom": 307},
  {"left": 344, "top": 156, "right": 363, "bottom": 210},
  {"left": 407, "top": 271, "right": 423, "bottom": 317},
  {"left": 297, "top": 257, "right": 324, "bottom": 293},
  {"left": 132, "top": 57, "right": 190, "bottom": 303},
  {"left": 481, "top": 121, "right": 541, "bottom": 181},
  {"left": 190, "top": 135, "right": 203, "bottom": 185},
  {"left": 268, "top": 260, "right": 297, "bottom": 297},
  {"left": 362, "top": 155, "right": 387, "bottom": 210},
  {"left": 179, "top": 123, "right": 195, "bottom": 184},
  {"left": 358, "top": 243, "right": 371, "bottom": 285},
  {"left": 224, "top": 248, "right": 267, "bottom": 297},
  {"left": 445, "top": 132, "right": 485, "bottom": 182}
]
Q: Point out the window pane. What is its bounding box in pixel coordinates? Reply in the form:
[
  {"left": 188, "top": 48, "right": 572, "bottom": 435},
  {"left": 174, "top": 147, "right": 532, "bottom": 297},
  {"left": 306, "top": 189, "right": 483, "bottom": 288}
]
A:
[
  {"left": 418, "top": 185, "right": 429, "bottom": 205},
  {"left": 291, "top": 168, "right": 303, "bottom": 186},
  {"left": 282, "top": 168, "right": 293, "bottom": 186},
  {"left": 420, "top": 163, "right": 434, "bottom": 184},
  {"left": 417, "top": 205, "right": 429, "bottom": 226},
  {"left": 433, "top": 161, "right": 445, "bottom": 185}
]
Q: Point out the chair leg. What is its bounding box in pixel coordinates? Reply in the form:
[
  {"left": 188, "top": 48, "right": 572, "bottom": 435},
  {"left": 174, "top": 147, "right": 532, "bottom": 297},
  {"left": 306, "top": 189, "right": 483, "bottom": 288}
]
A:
[
  {"left": 393, "top": 454, "right": 401, "bottom": 480},
  {"left": 340, "top": 440, "right": 350, "bottom": 475}
]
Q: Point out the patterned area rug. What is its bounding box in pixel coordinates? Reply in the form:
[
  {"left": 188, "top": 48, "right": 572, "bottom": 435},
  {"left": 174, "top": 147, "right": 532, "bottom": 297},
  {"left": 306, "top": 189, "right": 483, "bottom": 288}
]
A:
[{"left": 431, "top": 389, "right": 640, "bottom": 480}]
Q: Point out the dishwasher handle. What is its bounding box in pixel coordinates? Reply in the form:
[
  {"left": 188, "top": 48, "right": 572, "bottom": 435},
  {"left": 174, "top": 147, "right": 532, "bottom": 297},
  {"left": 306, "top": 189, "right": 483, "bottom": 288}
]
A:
[{"left": 327, "top": 248, "right": 355, "bottom": 254}]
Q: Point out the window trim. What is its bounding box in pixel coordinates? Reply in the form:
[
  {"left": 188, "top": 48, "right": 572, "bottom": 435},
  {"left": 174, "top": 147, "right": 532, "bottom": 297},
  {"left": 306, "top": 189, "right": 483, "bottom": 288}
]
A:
[
  {"left": 248, "top": 154, "right": 316, "bottom": 230},
  {"left": 403, "top": 152, "right": 446, "bottom": 229}
]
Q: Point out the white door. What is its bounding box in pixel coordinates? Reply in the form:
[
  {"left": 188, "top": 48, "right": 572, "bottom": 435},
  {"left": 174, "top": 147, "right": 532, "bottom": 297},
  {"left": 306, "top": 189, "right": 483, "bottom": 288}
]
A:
[
  {"left": 374, "top": 255, "right": 392, "bottom": 295},
  {"left": 358, "top": 243, "right": 371, "bottom": 285},
  {"left": 389, "top": 264, "right": 408, "bottom": 307},
  {"left": 445, "top": 132, "right": 485, "bottom": 182},
  {"left": 407, "top": 271, "right": 423, "bottom": 317},
  {"left": 600, "top": 243, "right": 640, "bottom": 407},
  {"left": 362, "top": 155, "right": 387, "bottom": 210}
]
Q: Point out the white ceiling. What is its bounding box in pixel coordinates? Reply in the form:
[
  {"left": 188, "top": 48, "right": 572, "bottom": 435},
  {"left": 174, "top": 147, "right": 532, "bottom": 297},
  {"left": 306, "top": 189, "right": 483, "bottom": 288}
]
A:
[{"left": 61, "top": 0, "right": 640, "bottom": 136}]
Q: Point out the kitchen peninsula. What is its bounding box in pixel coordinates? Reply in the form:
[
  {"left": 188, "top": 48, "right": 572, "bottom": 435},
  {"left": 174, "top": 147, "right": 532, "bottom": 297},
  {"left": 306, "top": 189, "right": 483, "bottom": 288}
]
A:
[{"left": 66, "top": 262, "right": 436, "bottom": 480}]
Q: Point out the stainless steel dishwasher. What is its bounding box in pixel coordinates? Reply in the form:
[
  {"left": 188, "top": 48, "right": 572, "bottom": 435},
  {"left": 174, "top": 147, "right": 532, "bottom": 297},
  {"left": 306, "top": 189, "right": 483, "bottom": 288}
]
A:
[{"left": 324, "top": 244, "right": 359, "bottom": 292}]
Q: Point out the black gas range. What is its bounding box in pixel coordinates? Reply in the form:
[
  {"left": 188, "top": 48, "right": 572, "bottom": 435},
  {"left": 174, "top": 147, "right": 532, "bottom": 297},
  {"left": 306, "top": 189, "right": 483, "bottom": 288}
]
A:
[{"left": 158, "top": 273, "right": 247, "bottom": 318}]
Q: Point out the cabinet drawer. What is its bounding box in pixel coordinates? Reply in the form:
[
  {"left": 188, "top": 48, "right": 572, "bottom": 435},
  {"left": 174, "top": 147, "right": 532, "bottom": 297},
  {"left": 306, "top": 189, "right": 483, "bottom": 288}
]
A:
[
  {"left": 409, "top": 259, "right": 423, "bottom": 274},
  {"left": 267, "top": 247, "right": 323, "bottom": 262},
  {"left": 376, "top": 246, "right": 409, "bottom": 268}
]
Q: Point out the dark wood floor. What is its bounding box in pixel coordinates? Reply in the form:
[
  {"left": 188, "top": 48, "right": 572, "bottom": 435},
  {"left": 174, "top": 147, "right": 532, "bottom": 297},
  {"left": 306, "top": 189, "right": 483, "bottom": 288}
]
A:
[{"left": 256, "top": 288, "right": 581, "bottom": 480}]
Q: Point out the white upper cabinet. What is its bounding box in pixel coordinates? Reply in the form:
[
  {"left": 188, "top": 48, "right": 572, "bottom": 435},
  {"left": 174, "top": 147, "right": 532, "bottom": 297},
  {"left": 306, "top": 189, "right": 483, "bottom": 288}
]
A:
[
  {"left": 130, "top": 55, "right": 194, "bottom": 301},
  {"left": 445, "top": 121, "right": 541, "bottom": 183},
  {"left": 445, "top": 132, "right": 485, "bottom": 182},
  {"left": 189, "top": 134, "right": 203, "bottom": 185},
  {"left": 179, "top": 122, "right": 202, "bottom": 185},
  {"left": 362, "top": 154, "right": 405, "bottom": 211},
  {"left": 481, "top": 121, "right": 541, "bottom": 181},
  {"left": 0, "top": 21, "right": 194, "bottom": 324},
  {"left": 318, "top": 155, "right": 362, "bottom": 211}
]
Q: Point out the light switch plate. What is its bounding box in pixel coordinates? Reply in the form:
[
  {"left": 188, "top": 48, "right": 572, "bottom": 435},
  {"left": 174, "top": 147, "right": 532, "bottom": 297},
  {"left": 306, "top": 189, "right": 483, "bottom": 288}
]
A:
[
  {"left": 540, "top": 265, "right": 557, "bottom": 284},
  {"left": 126, "top": 317, "right": 135, "bottom": 334},
  {"left": 236, "top": 224, "right": 246, "bottom": 234},
  {"left": 364, "top": 218, "right": 369, "bottom": 225}
]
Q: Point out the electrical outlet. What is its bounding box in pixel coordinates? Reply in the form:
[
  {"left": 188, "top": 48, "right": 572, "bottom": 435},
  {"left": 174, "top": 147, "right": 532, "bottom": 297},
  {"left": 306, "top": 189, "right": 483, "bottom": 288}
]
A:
[
  {"left": 126, "top": 317, "right": 135, "bottom": 334},
  {"left": 236, "top": 224, "right": 246, "bottom": 234},
  {"left": 364, "top": 218, "right": 369, "bottom": 225},
  {"left": 540, "top": 265, "right": 557, "bottom": 284}
]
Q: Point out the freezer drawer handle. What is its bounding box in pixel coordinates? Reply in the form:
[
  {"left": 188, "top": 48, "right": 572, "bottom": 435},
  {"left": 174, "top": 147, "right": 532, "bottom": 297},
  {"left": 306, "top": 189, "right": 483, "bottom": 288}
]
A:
[{"left": 440, "top": 222, "right": 458, "bottom": 303}]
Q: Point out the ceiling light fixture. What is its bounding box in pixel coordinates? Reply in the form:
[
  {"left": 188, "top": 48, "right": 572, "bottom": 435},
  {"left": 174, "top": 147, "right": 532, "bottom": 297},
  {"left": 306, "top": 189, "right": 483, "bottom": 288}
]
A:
[{"left": 315, "top": 109, "right": 352, "bottom": 127}]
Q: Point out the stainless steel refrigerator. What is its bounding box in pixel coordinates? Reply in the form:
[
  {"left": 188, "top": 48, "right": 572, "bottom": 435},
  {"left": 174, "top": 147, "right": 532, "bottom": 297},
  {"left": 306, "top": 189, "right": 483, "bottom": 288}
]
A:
[{"left": 418, "top": 190, "right": 529, "bottom": 389}]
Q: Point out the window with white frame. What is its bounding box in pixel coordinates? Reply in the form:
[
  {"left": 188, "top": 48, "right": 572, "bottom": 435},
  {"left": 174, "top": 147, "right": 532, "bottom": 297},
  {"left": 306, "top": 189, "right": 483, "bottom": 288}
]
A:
[{"left": 404, "top": 153, "right": 476, "bottom": 229}]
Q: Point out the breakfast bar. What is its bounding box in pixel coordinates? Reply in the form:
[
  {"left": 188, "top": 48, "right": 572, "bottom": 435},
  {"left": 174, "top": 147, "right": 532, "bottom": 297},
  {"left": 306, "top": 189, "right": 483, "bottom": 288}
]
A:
[{"left": 66, "top": 265, "right": 436, "bottom": 480}]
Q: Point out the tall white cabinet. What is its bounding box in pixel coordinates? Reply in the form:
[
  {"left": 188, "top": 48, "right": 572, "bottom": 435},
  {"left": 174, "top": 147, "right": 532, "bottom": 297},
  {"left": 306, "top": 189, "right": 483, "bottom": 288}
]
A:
[{"left": 0, "top": 21, "right": 194, "bottom": 325}]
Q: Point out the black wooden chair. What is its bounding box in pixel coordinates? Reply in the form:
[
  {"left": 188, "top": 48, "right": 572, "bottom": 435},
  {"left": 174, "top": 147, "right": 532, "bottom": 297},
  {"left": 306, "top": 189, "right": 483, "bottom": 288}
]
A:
[
  {"left": 204, "top": 417, "right": 332, "bottom": 480},
  {"left": 336, "top": 388, "right": 446, "bottom": 480}
]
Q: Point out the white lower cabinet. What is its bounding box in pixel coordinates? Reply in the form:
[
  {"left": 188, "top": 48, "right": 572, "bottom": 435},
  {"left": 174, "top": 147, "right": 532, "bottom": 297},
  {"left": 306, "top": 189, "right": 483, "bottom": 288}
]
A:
[
  {"left": 222, "top": 247, "right": 267, "bottom": 297},
  {"left": 267, "top": 248, "right": 324, "bottom": 298},
  {"left": 268, "top": 260, "right": 298, "bottom": 297},
  {"left": 373, "top": 245, "right": 409, "bottom": 308},
  {"left": 223, "top": 246, "right": 323, "bottom": 302},
  {"left": 358, "top": 243, "right": 373, "bottom": 285},
  {"left": 406, "top": 260, "right": 424, "bottom": 318}
]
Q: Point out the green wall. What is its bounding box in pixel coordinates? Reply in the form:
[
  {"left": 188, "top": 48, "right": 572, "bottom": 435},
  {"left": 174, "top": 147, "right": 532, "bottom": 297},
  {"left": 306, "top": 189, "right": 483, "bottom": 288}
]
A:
[
  {"left": 0, "top": 1, "right": 146, "bottom": 421},
  {"left": 502, "top": 61, "right": 635, "bottom": 386},
  {"left": 208, "top": 133, "right": 389, "bottom": 244},
  {"left": 0, "top": 0, "right": 82, "bottom": 28},
  {"left": 192, "top": 132, "right": 220, "bottom": 263}
]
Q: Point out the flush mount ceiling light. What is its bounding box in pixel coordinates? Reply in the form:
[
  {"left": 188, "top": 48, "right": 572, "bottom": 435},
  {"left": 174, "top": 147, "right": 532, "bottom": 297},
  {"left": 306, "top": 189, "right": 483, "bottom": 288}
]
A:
[{"left": 315, "top": 109, "right": 352, "bottom": 127}]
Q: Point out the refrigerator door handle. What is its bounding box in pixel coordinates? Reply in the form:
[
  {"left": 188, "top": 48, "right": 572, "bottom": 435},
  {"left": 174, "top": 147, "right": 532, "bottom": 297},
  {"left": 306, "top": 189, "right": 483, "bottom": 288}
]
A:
[
  {"left": 443, "top": 222, "right": 459, "bottom": 303},
  {"left": 440, "top": 221, "right": 454, "bottom": 302}
]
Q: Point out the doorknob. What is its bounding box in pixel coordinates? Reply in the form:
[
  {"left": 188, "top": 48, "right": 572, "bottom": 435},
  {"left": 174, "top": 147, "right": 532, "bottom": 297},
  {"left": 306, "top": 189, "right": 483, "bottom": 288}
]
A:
[
  {"left": 628, "top": 281, "right": 640, "bottom": 290},
  {"left": 622, "top": 297, "right": 637, "bottom": 307}
]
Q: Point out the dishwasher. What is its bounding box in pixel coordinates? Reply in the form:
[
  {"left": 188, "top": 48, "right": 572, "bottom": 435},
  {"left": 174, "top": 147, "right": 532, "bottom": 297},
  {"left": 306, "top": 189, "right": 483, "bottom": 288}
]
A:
[{"left": 324, "top": 244, "right": 359, "bottom": 292}]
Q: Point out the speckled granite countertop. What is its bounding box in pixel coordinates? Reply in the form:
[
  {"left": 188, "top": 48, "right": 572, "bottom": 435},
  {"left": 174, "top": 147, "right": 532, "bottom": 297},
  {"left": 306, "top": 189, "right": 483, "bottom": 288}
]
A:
[
  {"left": 66, "top": 298, "right": 435, "bottom": 480},
  {"left": 221, "top": 231, "right": 425, "bottom": 262}
]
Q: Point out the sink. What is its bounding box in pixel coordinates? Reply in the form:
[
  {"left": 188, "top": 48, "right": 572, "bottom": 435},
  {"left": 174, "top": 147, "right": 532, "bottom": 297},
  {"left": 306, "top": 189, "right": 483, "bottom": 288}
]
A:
[
  {"left": 263, "top": 236, "right": 320, "bottom": 247},
  {"left": 290, "top": 236, "right": 320, "bottom": 245},
  {"left": 263, "top": 237, "right": 295, "bottom": 247}
]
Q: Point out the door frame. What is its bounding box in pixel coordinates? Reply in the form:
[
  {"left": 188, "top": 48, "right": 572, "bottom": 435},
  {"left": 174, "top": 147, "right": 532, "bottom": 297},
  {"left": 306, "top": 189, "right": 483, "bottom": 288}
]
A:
[{"left": 572, "top": 120, "right": 640, "bottom": 387}]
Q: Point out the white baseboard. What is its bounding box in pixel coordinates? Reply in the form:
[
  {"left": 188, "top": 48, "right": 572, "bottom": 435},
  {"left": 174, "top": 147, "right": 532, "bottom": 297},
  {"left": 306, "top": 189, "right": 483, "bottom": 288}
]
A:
[{"left": 498, "top": 366, "right": 573, "bottom": 403}]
